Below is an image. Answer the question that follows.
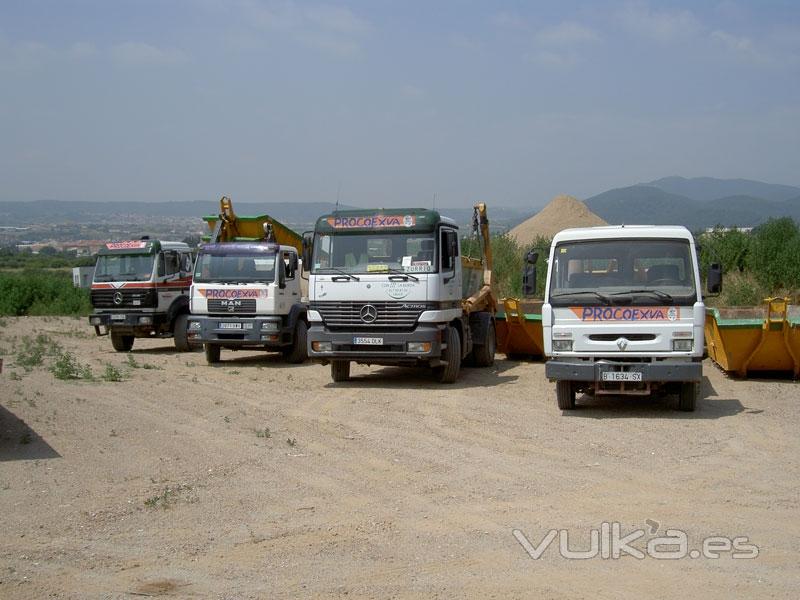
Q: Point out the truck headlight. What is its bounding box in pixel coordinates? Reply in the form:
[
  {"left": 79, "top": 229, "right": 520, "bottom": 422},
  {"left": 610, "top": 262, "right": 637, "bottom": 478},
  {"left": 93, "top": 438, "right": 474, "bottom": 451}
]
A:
[
  {"left": 408, "top": 342, "right": 431, "bottom": 353},
  {"left": 138, "top": 316, "right": 152, "bottom": 325},
  {"left": 672, "top": 339, "right": 693, "bottom": 351},
  {"left": 552, "top": 340, "right": 573, "bottom": 352},
  {"left": 260, "top": 322, "right": 279, "bottom": 332},
  {"left": 90, "top": 316, "right": 102, "bottom": 325},
  {"left": 312, "top": 341, "right": 332, "bottom": 352},
  {"left": 188, "top": 321, "right": 201, "bottom": 331}
]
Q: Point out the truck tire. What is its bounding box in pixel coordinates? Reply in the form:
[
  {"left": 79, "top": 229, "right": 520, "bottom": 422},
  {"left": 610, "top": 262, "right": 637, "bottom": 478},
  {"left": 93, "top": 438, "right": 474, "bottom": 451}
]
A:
[
  {"left": 433, "top": 326, "right": 461, "bottom": 383},
  {"left": 678, "top": 381, "right": 697, "bottom": 412},
  {"left": 204, "top": 343, "right": 221, "bottom": 364},
  {"left": 471, "top": 321, "right": 496, "bottom": 368},
  {"left": 556, "top": 380, "right": 576, "bottom": 410},
  {"left": 331, "top": 360, "right": 350, "bottom": 382},
  {"left": 283, "top": 320, "right": 308, "bottom": 364},
  {"left": 172, "top": 313, "right": 191, "bottom": 352},
  {"left": 110, "top": 332, "right": 134, "bottom": 352}
]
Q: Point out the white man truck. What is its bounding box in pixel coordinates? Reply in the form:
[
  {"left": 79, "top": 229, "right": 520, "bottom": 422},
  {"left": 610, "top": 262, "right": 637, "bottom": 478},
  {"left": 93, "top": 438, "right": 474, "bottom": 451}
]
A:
[
  {"left": 539, "top": 225, "right": 722, "bottom": 411},
  {"left": 305, "top": 204, "right": 497, "bottom": 383},
  {"left": 187, "top": 198, "right": 308, "bottom": 364},
  {"left": 89, "top": 238, "right": 194, "bottom": 352}
]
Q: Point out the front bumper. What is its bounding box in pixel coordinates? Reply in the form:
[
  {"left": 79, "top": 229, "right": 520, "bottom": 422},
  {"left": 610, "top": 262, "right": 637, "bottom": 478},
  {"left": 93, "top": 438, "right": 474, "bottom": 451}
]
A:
[
  {"left": 545, "top": 358, "right": 702, "bottom": 382},
  {"left": 187, "top": 315, "right": 290, "bottom": 347},
  {"left": 308, "top": 323, "right": 445, "bottom": 365},
  {"left": 89, "top": 312, "right": 166, "bottom": 336}
]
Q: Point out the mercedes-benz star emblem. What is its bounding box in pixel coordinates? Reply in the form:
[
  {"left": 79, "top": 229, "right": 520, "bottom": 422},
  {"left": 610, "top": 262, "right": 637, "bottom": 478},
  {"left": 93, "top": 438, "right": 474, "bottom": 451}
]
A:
[
  {"left": 113, "top": 291, "right": 123, "bottom": 305},
  {"left": 359, "top": 304, "right": 378, "bottom": 324}
]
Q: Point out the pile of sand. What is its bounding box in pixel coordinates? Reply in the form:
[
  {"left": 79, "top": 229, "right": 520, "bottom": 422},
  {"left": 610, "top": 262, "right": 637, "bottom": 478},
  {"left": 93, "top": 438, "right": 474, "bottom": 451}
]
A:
[{"left": 508, "top": 194, "right": 607, "bottom": 246}]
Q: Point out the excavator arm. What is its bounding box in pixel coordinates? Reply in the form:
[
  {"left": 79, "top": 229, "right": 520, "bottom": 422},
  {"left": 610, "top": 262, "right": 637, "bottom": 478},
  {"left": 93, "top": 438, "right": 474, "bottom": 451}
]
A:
[{"left": 462, "top": 202, "right": 497, "bottom": 314}]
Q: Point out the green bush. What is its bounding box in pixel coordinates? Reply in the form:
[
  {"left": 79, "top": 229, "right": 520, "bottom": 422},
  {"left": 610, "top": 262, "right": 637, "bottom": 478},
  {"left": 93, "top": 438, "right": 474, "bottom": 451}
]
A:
[
  {"left": 719, "top": 272, "right": 767, "bottom": 307},
  {"left": 747, "top": 218, "right": 800, "bottom": 292},
  {"left": 49, "top": 351, "right": 94, "bottom": 380},
  {"left": 462, "top": 233, "right": 550, "bottom": 299},
  {"left": 698, "top": 227, "right": 750, "bottom": 277},
  {"left": 0, "top": 270, "right": 91, "bottom": 316}
]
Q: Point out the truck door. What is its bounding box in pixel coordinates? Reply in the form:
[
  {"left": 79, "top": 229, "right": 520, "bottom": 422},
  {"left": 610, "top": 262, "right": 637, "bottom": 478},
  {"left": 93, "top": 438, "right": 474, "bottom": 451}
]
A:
[{"left": 440, "top": 228, "right": 460, "bottom": 303}]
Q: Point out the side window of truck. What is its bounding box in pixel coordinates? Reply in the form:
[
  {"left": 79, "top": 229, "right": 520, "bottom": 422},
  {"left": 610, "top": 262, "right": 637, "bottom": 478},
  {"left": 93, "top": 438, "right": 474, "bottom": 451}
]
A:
[
  {"left": 282, "top": 251, "right": 296, "bottom": 280},
  {"left": 163, "top": 251, "right": 180, "bottom": 277},
  {"left": 440, "top": 229, "right": 457, "bottom": 271}
]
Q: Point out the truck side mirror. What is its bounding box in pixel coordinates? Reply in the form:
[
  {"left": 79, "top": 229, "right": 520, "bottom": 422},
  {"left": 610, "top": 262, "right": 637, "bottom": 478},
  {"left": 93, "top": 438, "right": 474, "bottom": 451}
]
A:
[
  {"left": 707, "top": 263, "right": 722, "bottom": 294},
  {"left": 522, "top": 251, "right": 538, "bottom": 297},
  {"left": 302, "top": 232, "right": 313, "bottom": 269}
]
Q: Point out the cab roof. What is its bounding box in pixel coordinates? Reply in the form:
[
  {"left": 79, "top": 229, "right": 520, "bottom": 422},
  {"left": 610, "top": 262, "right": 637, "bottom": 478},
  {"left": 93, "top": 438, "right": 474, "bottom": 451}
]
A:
[
  {"left": 552, "top": 225, "right": 695, "bottom": 244},
  {"left": 315, "top": 208, "right": 453, "bottom": 233}
]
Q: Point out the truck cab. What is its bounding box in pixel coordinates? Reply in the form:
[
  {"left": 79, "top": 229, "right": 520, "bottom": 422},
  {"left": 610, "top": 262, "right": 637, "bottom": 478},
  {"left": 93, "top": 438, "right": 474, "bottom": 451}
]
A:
[
  {"left": 543, "top": 225, "right": 718, "bottom": 411},
  {"left": 187, "top": 242, "right": 307, "bottom": 364},
  {"left": 306, "top": 207, "right": 496, "bottom": 383},
  {"left": 89, "top": 239, "right": 194, "bottom": 352}
]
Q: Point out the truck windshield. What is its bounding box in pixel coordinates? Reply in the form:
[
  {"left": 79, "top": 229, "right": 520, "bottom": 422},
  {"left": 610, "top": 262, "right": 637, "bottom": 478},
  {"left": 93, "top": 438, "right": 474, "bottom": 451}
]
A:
[
  {"left": 312, "top": 232, "right": 437, "bottom": 274},
  {"left": 193, "top": 252, "right": 277, "bottom": 283},
  {"left": 94, "top": 254, "right": 155, "bottom": 282},
  {"left": 548, "top": 239, "right": 697, "bottom": 306}
]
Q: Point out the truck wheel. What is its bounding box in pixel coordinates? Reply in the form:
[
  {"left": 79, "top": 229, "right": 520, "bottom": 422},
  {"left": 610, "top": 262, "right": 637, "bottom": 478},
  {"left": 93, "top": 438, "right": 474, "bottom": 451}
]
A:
[
  {"left": 283, "top": 320, "right": 308, "bottom": 364},
  {"left": 172, "top": 313, "right": 191, "bottom": 352},
  {"left": 110, "top": 332, "right": 134, "bottom": 352},
  {"left": 331, "top": 360, "right": 350, "bottom": 382},
  {"left": 204, "top": 343, "right": 221, "bottom": 364},
  {"left": 433, "top": 326, "right": 461, "bottom": 383},
  {"left": 556, "top": 380, "right": 576, "bottom": 410},
  {"left": 471, "top": 321, "right": 496, "bottom": 368},
  {"left": 678, "top": 381, "right": 697, "bottom": 412}
]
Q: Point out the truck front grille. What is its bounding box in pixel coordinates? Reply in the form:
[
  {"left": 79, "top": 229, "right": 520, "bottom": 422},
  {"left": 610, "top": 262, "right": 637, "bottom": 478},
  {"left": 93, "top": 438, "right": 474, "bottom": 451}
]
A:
[
  {"left": 91, "top": 288, "right": 157, "bottom": 308},
  {"left": 208, "top": 299, "right": 257, "bottom": 314},
  {"left": 312, "top": 301, "right": 425, "bottom": 331}
]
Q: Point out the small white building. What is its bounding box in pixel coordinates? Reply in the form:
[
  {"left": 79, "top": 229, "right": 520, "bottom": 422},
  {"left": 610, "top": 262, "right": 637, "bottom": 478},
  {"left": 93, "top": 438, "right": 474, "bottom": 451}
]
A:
[{"left": 72, "top": 266, "right": 95, "bottom": 289}]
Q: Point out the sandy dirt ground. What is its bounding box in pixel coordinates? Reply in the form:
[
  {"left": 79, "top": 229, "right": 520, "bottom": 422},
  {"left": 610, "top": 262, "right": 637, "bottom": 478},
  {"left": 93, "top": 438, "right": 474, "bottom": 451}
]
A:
[{"left": 0, "top": 316, "right": 798, "bottom": 599}]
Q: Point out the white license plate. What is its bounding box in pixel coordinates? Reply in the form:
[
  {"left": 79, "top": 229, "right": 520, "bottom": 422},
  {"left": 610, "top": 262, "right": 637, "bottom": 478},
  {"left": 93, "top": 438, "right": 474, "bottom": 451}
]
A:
[
  {"left": 219, "top": 322, "right": 242, "bottom": 329},
  {"left": 353, "top": 337, "right": 383, "bottom": 345},
  {"left": 601, "top": 371, "right": 642, "bottom": 382},
  {"left": 110, "top": 314, "right": 126, "bottom": 321}
]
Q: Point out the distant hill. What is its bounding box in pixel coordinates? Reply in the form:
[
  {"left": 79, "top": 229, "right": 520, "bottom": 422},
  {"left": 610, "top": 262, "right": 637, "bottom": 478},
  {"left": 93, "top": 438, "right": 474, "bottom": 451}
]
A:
[
  {"left": 643, "top": 176, "right": 800, "bottom": 203},
  {"left": 0, "top": 199, "right": 535, "bottom": 234},
  {"left": 585, "top": 186, "right": 697, "bottom": 226},
  {"left": 586, "top": 184, "right": 800, "bottom": 230}
]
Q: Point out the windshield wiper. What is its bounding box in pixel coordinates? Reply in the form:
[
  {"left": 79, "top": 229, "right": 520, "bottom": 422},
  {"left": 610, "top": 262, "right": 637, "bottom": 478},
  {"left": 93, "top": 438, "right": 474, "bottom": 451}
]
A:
[
  {"left": 550, "top": 291, "right": 612, "bottom": 305},
  {"left": 321, "top": 268, "right": 360, "bottom": 281},
  {"left": 612, "top": 289, "right": 674, "bottom": 303},
  {"left": 372, "top": 267, "right": 419, "bottom": 282}
]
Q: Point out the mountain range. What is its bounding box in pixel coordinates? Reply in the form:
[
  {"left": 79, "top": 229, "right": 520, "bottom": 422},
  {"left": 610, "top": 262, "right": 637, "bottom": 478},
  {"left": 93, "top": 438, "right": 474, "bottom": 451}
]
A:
[
  {"left": 1, "top": 176, "right": 798, "bottom": 234},
  {"left": 585, "top": 177, "right": 800, "bottom": 230}
]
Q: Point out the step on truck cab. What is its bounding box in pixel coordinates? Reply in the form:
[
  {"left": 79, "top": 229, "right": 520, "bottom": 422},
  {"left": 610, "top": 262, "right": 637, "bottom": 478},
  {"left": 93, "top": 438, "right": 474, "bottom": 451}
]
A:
[
  {"left": 305, "top": 204, "right": 497, "bottom": 383},
  {"left": 186, "top": 197, "right": 308, "bottom": 364},
  {"left": 89, "top": 238, "right": 194, "bottom": 352},
  {"left": 541, "top": 225, "right": 722, "bottom": 411}
]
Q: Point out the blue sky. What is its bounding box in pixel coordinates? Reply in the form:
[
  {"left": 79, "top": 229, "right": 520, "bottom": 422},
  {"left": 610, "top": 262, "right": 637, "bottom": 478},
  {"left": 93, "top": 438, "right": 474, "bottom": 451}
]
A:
[{"left": 1, "top": 1, "right": 798, "bottom": 208}]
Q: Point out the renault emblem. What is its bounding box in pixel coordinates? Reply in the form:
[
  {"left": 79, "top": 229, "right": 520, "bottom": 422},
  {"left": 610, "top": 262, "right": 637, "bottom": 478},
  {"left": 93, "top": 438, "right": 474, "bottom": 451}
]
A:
[
  {"left": 360, "top": 304, "right": 378, "bottom": 323},
  {"left": 616, "top": 337, "right": 628, "bottom": 351},
  {"left": 113, "top": 291, "right": 123, "bottom": 305}
]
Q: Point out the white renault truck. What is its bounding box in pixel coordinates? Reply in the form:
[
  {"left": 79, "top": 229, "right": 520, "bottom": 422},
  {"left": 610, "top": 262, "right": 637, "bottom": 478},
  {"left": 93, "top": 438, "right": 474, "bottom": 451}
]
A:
[
  {"left": 89, "top": 238, "right": 194, "bottom": 352},
  {"left": 304, "top": 204, "right": 497, "bottom": 383},
  {"left": 540, "top": 225, "right": 722, "bottom": 411},
  {"left": 186, "top": 198, "right": 307, "bottom": 364}
]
